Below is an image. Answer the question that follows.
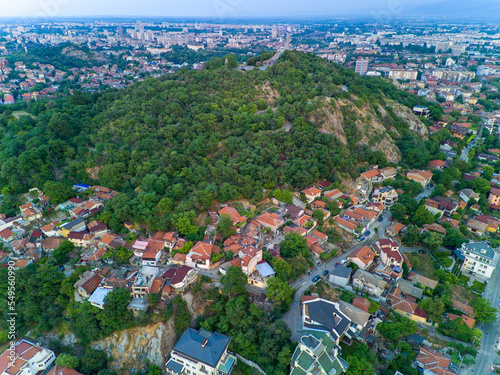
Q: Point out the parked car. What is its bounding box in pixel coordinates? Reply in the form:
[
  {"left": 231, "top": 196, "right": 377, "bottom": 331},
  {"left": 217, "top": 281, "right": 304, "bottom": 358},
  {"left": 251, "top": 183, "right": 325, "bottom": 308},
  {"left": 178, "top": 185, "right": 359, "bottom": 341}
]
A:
[
  {"left": 323, "top": 270, "right": 329, "bottom": 276},
  {"left": 335, "top": 262, "right": 340, "bottom": 267},
  {"left": 378, "top": 216, "right": 384, "bottom": 222},
  {"left": 389, "top": 217, "right": 394, "bottom": 222},
  {"left": 312, "top": 275, "right": 321, "bottom": 282},
  {"left": 418, "top": 250, "right": 427, "bottom": 254},
  {"left": 357, "top": 236, "right": 366, "bottom": 242},
  {"left": 340, "top": 259, "right": 347, "bottom": 265},
  {"left": 364, "top": 231, "right": 371, "bottom": 236}
]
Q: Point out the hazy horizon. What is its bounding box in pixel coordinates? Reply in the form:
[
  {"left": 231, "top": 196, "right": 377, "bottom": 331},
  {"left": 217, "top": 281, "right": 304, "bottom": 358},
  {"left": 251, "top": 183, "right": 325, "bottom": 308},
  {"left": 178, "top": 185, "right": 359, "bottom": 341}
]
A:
[{"left": 2, "top": 0, "right": 500, "bottom": 20}]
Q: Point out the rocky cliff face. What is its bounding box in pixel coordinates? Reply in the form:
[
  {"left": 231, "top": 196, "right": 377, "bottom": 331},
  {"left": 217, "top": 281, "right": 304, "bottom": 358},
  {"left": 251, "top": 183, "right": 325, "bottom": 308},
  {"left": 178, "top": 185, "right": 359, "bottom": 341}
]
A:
[
  {"left": 92, "top": 320, "right": 177, "bottom": 373},
  {"left": 310, "top": 97, "right": 428, "bottom": 164},
  {"left": 388, "top": 102, "right": 429, "bottom": 139}
]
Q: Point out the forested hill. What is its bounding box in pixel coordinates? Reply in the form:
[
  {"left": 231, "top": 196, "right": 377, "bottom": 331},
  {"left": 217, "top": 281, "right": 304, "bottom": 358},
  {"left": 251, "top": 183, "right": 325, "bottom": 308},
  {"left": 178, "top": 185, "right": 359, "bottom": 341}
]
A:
[{"left": 0, "top": 51, "right": 441, "bottom": 230}]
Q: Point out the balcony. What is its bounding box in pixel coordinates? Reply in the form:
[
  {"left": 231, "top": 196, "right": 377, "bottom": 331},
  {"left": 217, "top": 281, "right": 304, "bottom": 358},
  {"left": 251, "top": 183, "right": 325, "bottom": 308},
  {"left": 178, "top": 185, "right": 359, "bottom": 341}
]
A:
[{"left": 217, "top": 353, "right": 237, "bottom": 375}]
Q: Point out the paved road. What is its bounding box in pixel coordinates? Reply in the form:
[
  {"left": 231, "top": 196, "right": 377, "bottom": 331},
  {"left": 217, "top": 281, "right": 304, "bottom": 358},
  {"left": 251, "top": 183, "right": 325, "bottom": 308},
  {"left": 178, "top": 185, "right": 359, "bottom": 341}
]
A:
[
  {"left": 460, "top": 132, "right": 480, "bottom": 162},
  {"left": 415, "top": 186, "right": 435, "bottom": 202},
  {"left": 461, "top": 263, "right": 500, "bottom": 375},
  {"left": 282, "top": 246, "right": 360, "bottom": 341}
]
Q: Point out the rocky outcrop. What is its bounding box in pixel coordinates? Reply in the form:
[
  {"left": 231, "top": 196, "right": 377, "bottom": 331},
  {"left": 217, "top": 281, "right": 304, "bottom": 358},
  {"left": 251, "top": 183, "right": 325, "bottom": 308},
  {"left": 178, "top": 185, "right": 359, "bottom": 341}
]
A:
[
  {"left": 92, "top": 320, "right": 177, "bottom": 373},
  {"left": 388, "top": 102, "right": 429, "bottom": 139},
  {"left": 310, "top": 96, "right": 430, "bottom": 164},
  {"left": 311, "top": 98, "right": 402, "bottom": 163}
]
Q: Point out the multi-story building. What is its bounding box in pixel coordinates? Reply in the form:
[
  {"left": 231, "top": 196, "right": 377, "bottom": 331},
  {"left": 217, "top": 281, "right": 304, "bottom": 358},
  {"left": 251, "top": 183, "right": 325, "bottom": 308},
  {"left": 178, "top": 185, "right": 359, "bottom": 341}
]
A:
[
  {"left": 460, "top": 242, "right": 498, "bottom": 282},
  {"left": 0, "top": 339, "right": 56, "bottom": 375},
  {"left": 488, "top": 187, "right": 500, "bottom": 210},
  {"left": 289, "top": 330, "right": 348, "bottom": 375},
  {"left": 372, "top": 187, "right": 398, "bottom": 207},
  {"left": 355, "top": 57, "right": 369, "bottom": 76},
  {"left": 166, "top": 329, "right": 236, "bottom": 375}
]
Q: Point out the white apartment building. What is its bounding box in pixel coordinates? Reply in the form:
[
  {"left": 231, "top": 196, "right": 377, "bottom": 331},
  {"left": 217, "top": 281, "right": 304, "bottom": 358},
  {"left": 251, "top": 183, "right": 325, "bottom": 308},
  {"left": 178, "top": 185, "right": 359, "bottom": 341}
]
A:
[
  {"left": 0, "top": 339, "right": 56, "bottom": 375},
  {"left": 460, "top": 242, "right": 498, "bottom": 282}
]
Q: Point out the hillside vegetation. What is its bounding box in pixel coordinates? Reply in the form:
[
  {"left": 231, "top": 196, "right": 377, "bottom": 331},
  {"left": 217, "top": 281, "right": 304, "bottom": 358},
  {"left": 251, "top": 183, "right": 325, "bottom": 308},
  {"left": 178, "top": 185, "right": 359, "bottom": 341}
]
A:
[{"left": 0, "top": 51, "right": 441, "bottom": 231}]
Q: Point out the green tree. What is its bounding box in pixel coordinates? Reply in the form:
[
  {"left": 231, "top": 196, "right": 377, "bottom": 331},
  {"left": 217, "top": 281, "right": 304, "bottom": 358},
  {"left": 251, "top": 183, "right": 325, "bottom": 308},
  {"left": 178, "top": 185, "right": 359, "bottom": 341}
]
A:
[
  {"left": 98, "top": 287, "right": 132, "bottom": 333},
  {"left": 421, "top": 231, "right": 443, "bottom": 251},
  {"left": 472, "top": 297, "right": 497, "bottom": 324},
  {"left": 53, "top": 240, "right": 75, "bottom": 264},
  {"left": 217, "top": 213, "right": 236, "bottom": 239},
  {"left": 402, "top": 225, "right": 421, "bottom": 247},
  {"left": 55, "top": 354, "right": 79, "bottom": 369},
  {"left": 266, "top": 277, "right": 294, "bottom": 310},
  {"left": 390, "top": 203, "right": 406, "bottom": 222},
  {"left": 43, "top": 181, "right": 75, "bottom": 204},
  {"left": 443, "top": 228, "right": 467, "bottom": 249},
  {"left": 280, "top": 233, "right": 309, "bottom": 259},
  {"left": 220, "top": 266, "right": 248, "bottom": 297},
  {"left": 472, "top": 178, "right": 491, "bottom": 195},
  {"left": 79, "top": 349, "right": 108, "bottom": 375},
  {"left": 413, "top": 205, "right": 436, "bottom": 226},
  {"left": 419, "top": 296, "right": 445, "bottom": 322}
]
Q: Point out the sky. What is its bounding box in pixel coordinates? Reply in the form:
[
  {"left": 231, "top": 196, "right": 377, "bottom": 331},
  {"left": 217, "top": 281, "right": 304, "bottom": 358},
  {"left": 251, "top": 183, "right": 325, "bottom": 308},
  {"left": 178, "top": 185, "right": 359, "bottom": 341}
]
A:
[{"left": 0, "top": 0, "right": 497, "bottom": 19}]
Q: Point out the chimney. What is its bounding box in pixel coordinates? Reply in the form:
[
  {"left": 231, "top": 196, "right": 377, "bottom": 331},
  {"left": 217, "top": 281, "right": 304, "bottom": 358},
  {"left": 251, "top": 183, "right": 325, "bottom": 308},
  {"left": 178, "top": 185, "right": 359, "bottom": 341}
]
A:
[{"left": 201, "top": 338, "right": 208, "bottom": 348}]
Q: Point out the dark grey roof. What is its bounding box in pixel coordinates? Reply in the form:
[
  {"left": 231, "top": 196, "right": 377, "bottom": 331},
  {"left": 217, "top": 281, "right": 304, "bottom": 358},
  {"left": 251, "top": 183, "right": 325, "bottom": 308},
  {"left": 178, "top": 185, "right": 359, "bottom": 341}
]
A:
[
  {"left": 330, "top": 265, "right": 351, "bottom": 279},
  {"left": 305, "top": 300, "right": 351, "bottom": 341},
  {"left": 61, "top": 217, "right": 85, "bottom": 229},
  {"left": 407, "top": 334, "right": 425, "bottom": 345},
  {"left": 462, "top": 241, "right": 495, "bottom": 260},
  {"left": 166, "top": 359, "right": 184, "bottom": 374},
  {"left": 173, "top": 329, "right": 231, "bottom": 367}
]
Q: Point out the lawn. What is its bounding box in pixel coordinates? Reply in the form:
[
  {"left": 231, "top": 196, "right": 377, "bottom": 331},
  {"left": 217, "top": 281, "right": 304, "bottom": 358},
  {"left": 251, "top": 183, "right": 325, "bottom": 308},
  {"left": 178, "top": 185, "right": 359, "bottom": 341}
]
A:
[
  {"left": 412, "top": 253, "right": 438, "bottom": 279},
  {"left": 440, "top": 257, "right": 453, "bottom": 268},
  {"left": 459, "top": 275, "right": 470, "bottom": 284},
  {"left": 471, "top": 280, "right": 486, "bottom": 294}
]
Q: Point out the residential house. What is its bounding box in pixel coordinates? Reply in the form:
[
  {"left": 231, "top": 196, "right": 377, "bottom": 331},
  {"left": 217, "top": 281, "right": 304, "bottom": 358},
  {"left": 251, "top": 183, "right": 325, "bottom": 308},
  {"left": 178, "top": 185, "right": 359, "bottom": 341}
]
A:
[
  {"left": 408, "top": 272, "right": 439, "bottom": 290},
  {"left": 379, "top": 167, "right": 397, "bottom": 180},
  {"left": 352, "top": 269, "right": 388, "bottom": 297},
  {"left": 428, "top": 160, "right": 446, "bottom": 170},
  {"left": 347, "top": 246, "right": 375, "bottom": 270},
  {"left": 0, "top": 339, "right": 56, "bottom": 375},
  {"left": 249, "top": 261, "right": 276, "bottom": 288},
  {"left": 74, "top": 271, "right": 103, "bottom": 298},
  {"left": 289, "top": 330, "right": 348, "bottom": 375},
  {"left": 165, "top": 329, "right": 236, "bottom": 375},
  {"left": 301, "top": 297, "right": 352, "bottom": 344},
  {"left": 352, "top": 297, "right": 371, "bottom": 313},
  {"left": 386, "top": 222, "right": 405, "bottom": 237},
  {"left": 57, "top": 218, "right": 86, "bottom": 237},
  {"left": 47, "top": 366, "right": 84, "bottom": 375},
  {"left": 67, "top": 232, "right": 94, "bottom": 247},
  {"left": 458, "top": 189, "right": 480, "bottom": 203},
  {"left": 186, "top": 241, "right": 221, "bottom": 270},
  {"left": 40, "top": 221, "right": 60, "bottom": 237},
  {"left": 373, "top": 239, "right": 402, "bottom": 267},
  {"left": 459, "top": 242, "right": 498, "bottom": 281},
  {"left": 218, "top": 206, "right": 246, "bottom": 225},
  {"left": 371, "top": 187, "right": 398, "bottom": 207},
  {"left": 337, "top": 300, "right": 371, "bottom": 337},
  {"left": 438, "top": 217, "right": 460, "bottom": 229},
  {"left": 334, "top": 216, "right": 359, "bottom": 234},
  {"left": 19, "top": 202, "right": 42, "bottom": 221},
  {"left": 475, "top": 214, "right": 499, "bottom": 233},
  {"left": 131, "top": 266, "right": 159, "bottom": 298},
  {"left": 0, "top": 228, "right": 15, "bottom": 242},
  {"left": 406, "top": 169, "right": 433, "bottom": 187},
  {"left": 449, "top": 124, "right": 468, "bottom": 139},
  {"left": 41, "top": 236, "right": 65, "bottom": 252},
  {"left": 397, "top": 279, "right": 424, "bottom": 299},
  {"left": 465, "top": 218, "right": 488, "bottom": 236},
  {"left": 142, "top": 246, "right": 163, "bottom": 267},
  {"left": 451, "top": 299, "right": 475, "bottom": 317},
  {"left": 478, "top": 153, "right": 499, "bottom": 163},
  {"left": 424, "top": 196, "right": 458, "bottom": 217},
  {"left": 255, "top": 211, "right": 285, "bottom": 233},
  {"left": 329, "top": 265, "right": 352, "bottom": 288},
  {"left": 301, "top": 188, "right": 322, "bottom": 203},
  {"left": 166, "top": 266, "right": 198, "bottom": 290},
  {"left": 387, "top": 293, "right": 428, "bottom": 323},
  {"left": 488, "top": 187, "right": 500, "bottom": 210},
  {"left": 416, "top": 346, "right": 454, "bottom": 375},
  {"left": 359, "top": 169, "right": 383, "bottom": 183},
  {"left": 324, "top": 189, "right": 343, "bottom": 201}
]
